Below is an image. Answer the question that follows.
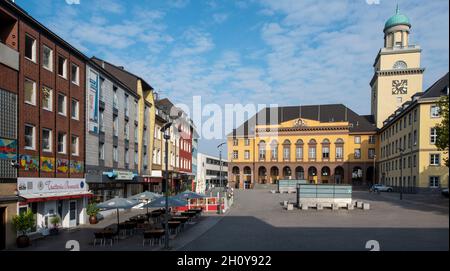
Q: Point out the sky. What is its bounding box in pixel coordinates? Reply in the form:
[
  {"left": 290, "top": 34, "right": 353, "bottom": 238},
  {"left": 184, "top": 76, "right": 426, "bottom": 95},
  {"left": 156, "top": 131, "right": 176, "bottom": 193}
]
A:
[{"left": 15, "top": 0, "right": 449, "bottom": 158}]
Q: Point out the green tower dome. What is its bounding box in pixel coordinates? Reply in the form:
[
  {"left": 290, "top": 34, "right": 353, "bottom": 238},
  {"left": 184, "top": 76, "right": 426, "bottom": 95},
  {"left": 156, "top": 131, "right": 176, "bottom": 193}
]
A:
[{"left": 384, "top": 5, "right": 411, "bottom": 31}]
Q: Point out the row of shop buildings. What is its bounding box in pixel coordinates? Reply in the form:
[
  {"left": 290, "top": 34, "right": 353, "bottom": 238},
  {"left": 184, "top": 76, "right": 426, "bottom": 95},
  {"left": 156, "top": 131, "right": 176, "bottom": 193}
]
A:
[
  {"left": 227, "top": 7, "right": 449, "bottom": 192},
  {"left": 0, "top": 1, "right": 196, "bottom": 249}
]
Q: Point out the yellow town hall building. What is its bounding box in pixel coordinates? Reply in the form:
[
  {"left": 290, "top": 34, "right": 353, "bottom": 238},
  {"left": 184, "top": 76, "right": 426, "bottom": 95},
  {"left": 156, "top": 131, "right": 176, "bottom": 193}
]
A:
[{"left": 227, "top": 7, "right": 449, "bottom": 192}]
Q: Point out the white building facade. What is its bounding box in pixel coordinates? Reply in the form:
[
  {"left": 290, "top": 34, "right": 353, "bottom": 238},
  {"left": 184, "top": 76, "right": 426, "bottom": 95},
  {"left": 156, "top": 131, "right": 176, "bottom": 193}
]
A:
[{"left": 196, "top": 153, "right": 228, "bottom": 194}]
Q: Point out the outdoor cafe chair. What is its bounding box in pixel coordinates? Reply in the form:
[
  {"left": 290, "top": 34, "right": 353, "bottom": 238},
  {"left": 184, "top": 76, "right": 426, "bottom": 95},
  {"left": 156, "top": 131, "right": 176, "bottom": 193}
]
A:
[
  {"left": 103, "top": 231, "right": 116, "bottom": 246},
  {"left": 93, "top": 232, "right": 104, "bottom": 246}
]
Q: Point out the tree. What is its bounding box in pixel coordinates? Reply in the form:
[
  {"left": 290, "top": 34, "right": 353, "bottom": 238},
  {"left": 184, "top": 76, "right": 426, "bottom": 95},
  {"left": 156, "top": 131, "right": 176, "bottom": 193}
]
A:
[{"left": 435, "top": 95, "right": 449, "bottom": 167}]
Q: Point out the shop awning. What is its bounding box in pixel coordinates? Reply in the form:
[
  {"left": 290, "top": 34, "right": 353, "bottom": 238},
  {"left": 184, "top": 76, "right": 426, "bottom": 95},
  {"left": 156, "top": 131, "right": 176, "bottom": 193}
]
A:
[{"left": 19, "top": 192, "right": 93, "bottom": 205}]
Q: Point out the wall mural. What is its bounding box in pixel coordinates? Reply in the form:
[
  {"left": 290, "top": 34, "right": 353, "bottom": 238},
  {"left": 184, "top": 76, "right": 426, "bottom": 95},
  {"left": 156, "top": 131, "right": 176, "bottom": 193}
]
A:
[
  {"left": 0, "top": 138, "right": 17, "bottom": 160},
  {"left": 19, "top": 154, "right": 39, "bottom": 171},
  {"left": 56, "top": 158, "right": 69, "bottom": 173},
  {"left": 70, "top": 160, "right": 84, "bottom": 174},
  {"left": 40, "top": 157, "right": 55, "bottom": 173}
]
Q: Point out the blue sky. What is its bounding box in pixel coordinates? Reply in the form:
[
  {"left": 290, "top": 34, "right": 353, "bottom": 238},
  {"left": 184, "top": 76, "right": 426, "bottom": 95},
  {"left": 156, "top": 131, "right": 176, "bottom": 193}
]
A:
[{"left": 16, "top": 0, "right": 449, "bottom": 157}]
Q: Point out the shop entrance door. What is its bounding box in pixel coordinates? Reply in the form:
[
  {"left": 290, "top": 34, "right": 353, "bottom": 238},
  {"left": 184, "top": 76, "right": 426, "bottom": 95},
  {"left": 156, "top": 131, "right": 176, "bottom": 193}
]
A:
[
  {"left": 0, "top": 207, "right": 5, "bottom": 250},
  {"left": 69, "top": 201, "right": 77, "bottom": 227}
]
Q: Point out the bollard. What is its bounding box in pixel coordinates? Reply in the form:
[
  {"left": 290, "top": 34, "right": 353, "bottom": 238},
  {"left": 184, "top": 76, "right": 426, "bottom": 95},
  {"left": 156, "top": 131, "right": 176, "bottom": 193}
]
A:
[
  {"left": 347, "top": 203, "right": 354, "bottom": 210},
  {"left": 287, "top": 203, "right": 294, "bottom": 211},
  {"left": 356, "top": 201, "right": 363, "bottom": 209},
  {"left": 332, "top": 204, "right": 339, "bottom": 210},
  {"left": 301, "top": 204, "right": 308, "bottom": 210},
  {"left": 316, "top": 203, "right": 323, "bottom": 210},
  {"left": 363, "top": 203, "right": 370, "bottom": 210}
]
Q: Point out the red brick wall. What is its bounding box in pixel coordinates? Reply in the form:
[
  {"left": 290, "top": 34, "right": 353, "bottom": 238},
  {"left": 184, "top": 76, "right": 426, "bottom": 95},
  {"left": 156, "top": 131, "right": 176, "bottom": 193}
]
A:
[
  {"left": 0, "top": 64, "right": 18, "bottom": 93},
  {"left": 17, "top": 19, "right": 86, "bottom": 179}
]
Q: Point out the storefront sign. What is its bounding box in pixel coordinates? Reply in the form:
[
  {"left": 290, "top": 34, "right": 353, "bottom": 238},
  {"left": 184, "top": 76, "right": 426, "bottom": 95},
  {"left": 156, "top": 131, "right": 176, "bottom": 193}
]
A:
[
  {"left": 17, "top": 178, "right": 88, "bottom": 195},
  {"left": 115, "top": 170, "right": 134, "bottom": 180}
]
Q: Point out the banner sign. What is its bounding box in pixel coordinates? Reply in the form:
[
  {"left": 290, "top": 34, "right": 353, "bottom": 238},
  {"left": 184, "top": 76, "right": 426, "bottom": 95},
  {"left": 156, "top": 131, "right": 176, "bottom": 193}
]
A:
[
  {"left": 18, "top": 178, "right": 88, "bottom": 195},
  {"left": 88, "top": 69, "right": 99, "bottom": 133}
]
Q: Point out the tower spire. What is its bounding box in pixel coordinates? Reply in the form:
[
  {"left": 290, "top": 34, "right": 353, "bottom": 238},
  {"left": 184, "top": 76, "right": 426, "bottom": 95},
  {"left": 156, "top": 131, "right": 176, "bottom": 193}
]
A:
[{"left": 396, "top": 4, "right": 400, "bottom": 15}]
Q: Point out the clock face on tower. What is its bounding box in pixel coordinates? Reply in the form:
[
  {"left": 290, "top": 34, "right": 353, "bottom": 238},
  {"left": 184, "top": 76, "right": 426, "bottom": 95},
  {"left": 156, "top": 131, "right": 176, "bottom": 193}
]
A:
[{"left": 392, "top": 80, "right": 408, "bottom": 95}]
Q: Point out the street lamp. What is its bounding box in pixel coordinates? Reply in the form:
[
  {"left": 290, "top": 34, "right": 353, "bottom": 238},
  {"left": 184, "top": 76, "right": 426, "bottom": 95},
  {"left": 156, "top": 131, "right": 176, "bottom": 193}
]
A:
[
  {"left": 373, "top": 154, "right": 377, "bottom": 186},
  {"left": 160, "top": 121, "right": 172, "bottom": 249},
  {"left": 159, "top": 106, "right": 182, "bottom": 250},
  {"left": 217, "top": 142, "right": 226, "bottom": 214},
  {"left": 398, "top": 147, "right": 405, "bottom": 200}
]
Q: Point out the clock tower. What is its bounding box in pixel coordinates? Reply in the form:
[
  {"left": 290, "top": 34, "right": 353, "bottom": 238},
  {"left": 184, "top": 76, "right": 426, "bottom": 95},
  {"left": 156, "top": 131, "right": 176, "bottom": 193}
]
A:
[{"left": 370, "top": 6, "right": 425, "bottom": 128}]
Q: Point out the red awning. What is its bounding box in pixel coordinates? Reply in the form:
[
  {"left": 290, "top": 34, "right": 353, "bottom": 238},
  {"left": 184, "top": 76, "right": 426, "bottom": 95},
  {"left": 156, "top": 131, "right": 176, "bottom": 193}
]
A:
[{"left": 19, "top": 192, "right": 93, "bottom": 205}]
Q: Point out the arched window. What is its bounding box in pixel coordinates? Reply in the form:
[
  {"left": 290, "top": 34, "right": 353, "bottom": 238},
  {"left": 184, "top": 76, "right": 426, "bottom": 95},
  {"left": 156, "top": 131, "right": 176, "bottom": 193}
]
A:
[
  {"left": 308, "top": 139, "right": 317, "bottom": 160},
  {"left": 295, "top": 139, "right": 304, "bottom": 160},
  {"left": 270, "top": 140, "right": 278, "bottom": 160},
  {"left": 321, "top": 138, "right": 330, "bottom": 159},
  {"left": 282, "top": 140, "right": 291, "bottom": 161},
  {"left": 335, "top": 138, "right": 344, "bottom": 159},
  {"left": 258, "top": 141, "right": 266, "bottom": 160},
  {"left": 393, "top": 60, "right": 407, "bottom": 70}
]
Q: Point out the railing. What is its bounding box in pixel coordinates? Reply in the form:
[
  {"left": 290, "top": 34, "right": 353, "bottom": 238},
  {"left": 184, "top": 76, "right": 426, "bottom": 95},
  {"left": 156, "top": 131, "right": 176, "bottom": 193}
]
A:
[
  {"left": 0, "top": 42, "right": 19, "bottom": 71},
  {"left": 382, "top": 45, "right": 420, "bottom": 52}
]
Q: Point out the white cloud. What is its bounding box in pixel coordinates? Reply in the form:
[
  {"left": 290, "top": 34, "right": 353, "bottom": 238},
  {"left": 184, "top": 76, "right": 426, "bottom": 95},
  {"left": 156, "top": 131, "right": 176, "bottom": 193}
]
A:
[
  {"left": 212, "top": 13, "right": 229, "bottom": 24},
  {"left": 167, "top": 0, "right": 190, "bottom": 8},
  {"left": 170, "top": 28, "right": 215, "bottom": 57}
]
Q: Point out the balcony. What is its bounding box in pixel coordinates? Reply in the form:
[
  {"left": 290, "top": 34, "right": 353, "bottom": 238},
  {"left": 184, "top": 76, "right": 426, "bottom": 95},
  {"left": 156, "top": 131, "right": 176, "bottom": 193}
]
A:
[
  {"left": 0, "top": 42, "right": 19, "bottom": 71},
  {"left": 381, "top": 45, "right": 420, "bottom": 53}
]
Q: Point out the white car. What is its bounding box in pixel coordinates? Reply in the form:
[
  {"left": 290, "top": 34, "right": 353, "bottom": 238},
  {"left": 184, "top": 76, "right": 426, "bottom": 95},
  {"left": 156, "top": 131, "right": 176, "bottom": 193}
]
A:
[{"left": 370, "top": 184, "right": 393, "bottom": 192}]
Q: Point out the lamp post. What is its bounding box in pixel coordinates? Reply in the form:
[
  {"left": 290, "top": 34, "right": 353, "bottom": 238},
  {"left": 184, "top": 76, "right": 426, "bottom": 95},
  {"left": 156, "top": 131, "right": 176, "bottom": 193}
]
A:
[
  {"left": 398, "top": 148, "right": 404, "bottom": 200},
  {"left": 217, "top": 142, "right": 226, "bottom": 214},
  {"left": 161, "top": 122, "right": 172, "bottom": 249},
  {"left": 373, "top": 154, "right": 377, "bottom": 186}
]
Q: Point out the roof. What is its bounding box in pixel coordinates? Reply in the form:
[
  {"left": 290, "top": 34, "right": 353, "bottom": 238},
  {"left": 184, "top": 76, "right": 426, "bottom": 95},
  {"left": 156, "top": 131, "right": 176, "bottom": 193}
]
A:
[
  {"left": 229, "top": 104, "right": 377, "bottom": 137},
  {"left": 381, "top": 72, "right": 449, "bottom": 129},
  {"left": 1, "top": 0, "right": 90, "bottom": 61},
  {"left": 87, "top": 60, "right": 139, "bottom": 99},
  {"left": 384, "top": 6, "right": 411, "bottom": 31},
  {"left": 91, "top": 57, "right": 153, "bottom": 94}
]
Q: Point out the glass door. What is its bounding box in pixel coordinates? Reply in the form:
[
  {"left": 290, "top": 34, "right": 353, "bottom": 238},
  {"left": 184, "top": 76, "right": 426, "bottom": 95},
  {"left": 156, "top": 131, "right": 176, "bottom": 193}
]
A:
[{"left": 69, "top": 201, "right": 77, "bottom": 227}]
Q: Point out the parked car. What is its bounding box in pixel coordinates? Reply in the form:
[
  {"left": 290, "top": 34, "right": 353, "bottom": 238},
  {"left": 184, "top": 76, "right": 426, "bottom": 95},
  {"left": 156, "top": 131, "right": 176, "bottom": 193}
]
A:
[
  {"left": 442, "top": 188, "right": 449, "bottom": 198},
  {"left": 370, "top": 184, "right": 393, "bottom": 193}
]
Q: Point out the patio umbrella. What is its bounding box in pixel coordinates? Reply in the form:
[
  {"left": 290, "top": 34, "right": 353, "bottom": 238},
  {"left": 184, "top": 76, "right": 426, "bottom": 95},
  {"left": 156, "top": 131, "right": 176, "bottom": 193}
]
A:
[
  {"left": 173, "top": 190, "right": 207, "bottom": 200},
  {"left": 96, "top": 197, "right": 139, "bottom": 232},
  {"left": 173, "top": 190, "right": 207, "bottom": 209},
  {"left": 128, "top": 191, "right": 162, "bottom": 215},
  {"left": 142, "top": 196, "right": 188, "bottom": 208}
]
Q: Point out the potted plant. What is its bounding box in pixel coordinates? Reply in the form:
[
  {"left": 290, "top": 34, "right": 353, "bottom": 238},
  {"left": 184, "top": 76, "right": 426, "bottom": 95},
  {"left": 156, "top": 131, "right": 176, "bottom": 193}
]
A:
[
  {"left": 49, "top": 215, "right": 61, "bottom": 235},
  {"left": 12, "top": 210, "right": 35, "bottom": 248},
  {"left": 87, "top": 203, "right": 100, "bottom": 224}
]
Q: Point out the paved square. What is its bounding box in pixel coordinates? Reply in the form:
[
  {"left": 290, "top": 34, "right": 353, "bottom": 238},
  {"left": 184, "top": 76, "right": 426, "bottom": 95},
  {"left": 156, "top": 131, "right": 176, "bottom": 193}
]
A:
[{"left": 180, "top": 189, "right": 449, "bottom": 251}]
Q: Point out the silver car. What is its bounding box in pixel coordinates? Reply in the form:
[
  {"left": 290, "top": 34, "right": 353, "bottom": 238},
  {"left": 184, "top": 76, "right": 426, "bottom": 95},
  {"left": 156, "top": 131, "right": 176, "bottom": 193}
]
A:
[{"left": 370, "top": 184, "right": 393, "bottom": 192}]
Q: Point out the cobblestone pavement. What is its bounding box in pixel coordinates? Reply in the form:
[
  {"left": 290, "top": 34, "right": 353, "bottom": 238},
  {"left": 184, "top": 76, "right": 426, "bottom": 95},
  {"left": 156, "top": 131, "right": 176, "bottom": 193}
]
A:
[
  {"left": 9, "top": 189, "right": 449, "bottom": 251},
  {"left": 9, "top": 208, "right": 224, "bottom": 251},
  {"left": 180, "top": 189, "right": 449, "bottom": 251}
]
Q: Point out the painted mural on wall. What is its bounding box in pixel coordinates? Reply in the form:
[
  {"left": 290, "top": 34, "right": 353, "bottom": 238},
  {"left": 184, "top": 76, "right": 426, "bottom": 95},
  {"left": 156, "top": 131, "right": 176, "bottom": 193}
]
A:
[
  {"left": 56, "top": 158, "right": 69, "bottom": 173},
  {"left": 70, "top": 160, "right": 84, "bottom": 174},
  {"left": 40, "top": 157, "right": 55, "bottom": 173},
  {"left": 19, "top": 154, "right": 39, "bottom": 171},
  {"left": 0, "top": 138, "right": 17, "bottom": 159}
]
